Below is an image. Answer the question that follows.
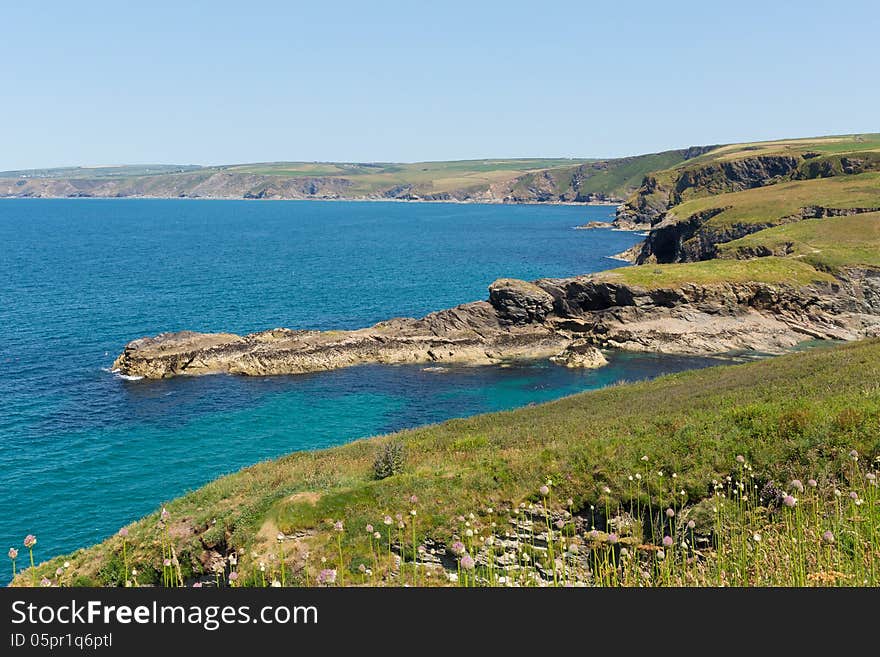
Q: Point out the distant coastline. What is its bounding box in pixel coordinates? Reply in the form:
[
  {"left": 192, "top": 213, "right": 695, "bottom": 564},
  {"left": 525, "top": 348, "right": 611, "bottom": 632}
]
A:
[{"left": 0, "top": 194, "right": 623, "bottom": 207}]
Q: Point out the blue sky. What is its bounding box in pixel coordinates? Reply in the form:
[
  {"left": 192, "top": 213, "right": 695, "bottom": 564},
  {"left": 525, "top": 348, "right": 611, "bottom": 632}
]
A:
[{"left": 1, "top": 0, "right": 877, "bottom": 169}]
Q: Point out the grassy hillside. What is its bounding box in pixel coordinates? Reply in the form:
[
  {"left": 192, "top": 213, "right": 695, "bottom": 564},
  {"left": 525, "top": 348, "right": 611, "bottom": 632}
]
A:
[
  {"left": 14, "top": 339, "right": 879, "bottom": 587},
  {"left": 719, "top": 211, "right": 880, "bottom": 272},
  {"left": 682, "top": 133, "right": 880, "bottom": 166},
  {"left": 617, "top": 134, "right": 880, "bottom": 228},
  {"left": 666, "top": 173, "right": 880, "bottom": 228}
]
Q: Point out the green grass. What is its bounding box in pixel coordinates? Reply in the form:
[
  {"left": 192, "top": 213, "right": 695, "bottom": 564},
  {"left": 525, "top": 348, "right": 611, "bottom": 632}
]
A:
[
  {"left": 12, "top": 338, "right": 880, "bottom": 586},
  {"left": 666, "top": 173, "right": 880, "bottom": 228},
  {"left": 598, "top": 256, "right": 835, "bottom": 288},
  {"left": 718, "top": 212, "right": 880, "bottom": 272}
]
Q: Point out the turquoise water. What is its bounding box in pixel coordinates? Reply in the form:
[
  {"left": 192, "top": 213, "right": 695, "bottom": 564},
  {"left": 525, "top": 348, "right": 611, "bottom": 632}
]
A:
[{"left": 0, "top": 199, "right": 724, "bottom": 582}]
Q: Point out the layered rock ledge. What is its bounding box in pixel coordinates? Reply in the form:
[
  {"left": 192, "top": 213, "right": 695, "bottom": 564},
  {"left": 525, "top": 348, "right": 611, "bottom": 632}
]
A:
[{"left": 112, "top": 271, "right": 880, "bottom": 379}]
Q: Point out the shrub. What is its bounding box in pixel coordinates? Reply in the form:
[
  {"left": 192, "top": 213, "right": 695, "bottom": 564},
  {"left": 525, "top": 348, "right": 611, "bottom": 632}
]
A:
[{"left": 373, "top": 442, "right": 405, "bottom": 480}]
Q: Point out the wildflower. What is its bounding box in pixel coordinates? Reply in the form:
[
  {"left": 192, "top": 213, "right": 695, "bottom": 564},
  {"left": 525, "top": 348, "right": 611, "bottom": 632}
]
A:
[
  {"left": 568, "top": 543, "right": 579, "bottom": 554},
  {"left": 619, "top": 547, "right": 629, "bottom": 557},
  {"left": 160, "top": 508, "right": 170, "bottom": 521},
  {"left": 228, "top": 571, "right": 239, "bottom": 583},
  {"left": 555, "top": 519, "right": 565, "bottom": 529},
  {"left": 276, "top": 532, "right": 285, "bottom": 542},
  {"left": 485, "top": 536, "right": 494, "bottom": 546},
  {"left": 358, "top": 564, "right": 367, "bottom": 573},
  {"left": 373, "top": 532, "right": 381, "bottom": 540},
  {"left": 228, "top": 553, "right": 237, "bottom": 566},
  {"left": 23, "top": 535, "right": 36, "bottom": 549},
  {"left": 333, "top": 520, "right": 344, "bottom": 532},
  {"left": 396, "top": 513, "right": 403, "bottom": 522},
  {"left": 834, "top": 489, "right": 842, "bottom": 497},
  {"left": 641, "top": 455, "right": 649, "bottom": 462},
  {"left": 8, "top": 548, "right": 18, "bottom": 560},
  {"left": 588, "top": 530, "right": 599, "bottom": 540},
  {"left": 566, "top": 498, "right": 573, "bottom": 507},
  {"left": 635, "top": 473, "right": 641, "bottom": 481},
  {"left": 465, "top": 529, "right": 474, "bottom": 538},
  {"left": 55, "top": 567, "right": 63, "bottom": 576},
  {"left": 602, "top": 486, "right": 611, "bottom": 494},
  {"left": 808, "top": 479, "right": 817, "bottom": 488},
  {"left": 736, "top": 455, "right": 745, "bottom": 463},
  {"left": 658, "top": 471, "right": 664, "bottom": 477},
  {"left": 849, "top": 491, "right": 859, "bottom": 501},
  {"left": 460, "top": 555, "right": 476, "bottom": 571},
  {"left": 163, "top": 558, "right": 172, "bottom": 567},
  {"left": 849, "top": 450, "right": 859, "bottom": 461},
  {"left": 791, "top": 479, "right": 804, "bottom": 493},
  {"left": 782, "top": 495, "right": 797, "bottom": 508},
  {"left": 487, "top": 507, "right": 494, "bottom": 514},
  {"left": 40, "top": 578, "right": 51, "bottom": 587},
  {"left": 365, "top": 524, "right": 373, "bottom": 533},
  {"left": 867, "top": 473, "right": 877, "bottom": 483},
  {"left": 822, "top": 530, "right": 835, "bottom": 545},
  {"left": 662, "top": 536, "right": 673, "bottom": 547},
  {"left": 118, "top": 528, "right": 129, "bottom": 538},
  {"left": 606, "top": 533, "right": 619, "bottom": 545},
  {"left": 193, "top": 582, "right": 203, "bottom": 588},
  {"left": 752, "top": 533, "right": 762, "bottom": 543},
  {"left": 687, "top": 520, "right": 696, "bottom": 530},
  {"left": 410, "top": 510, "right": 416, "bottom": 517},
  {"left": 383, "top": 516, "right": 392, "bottom": 525},
  {"left": 447, "top": 573, "right": 459, "bottom": 583},
  {"left": 316, "top": 568, "right": 337, "bottom": 585},
  {"left": 131, "top": 568, "right": 138, "bottom": 576},
  {"left": 409, "top": 495, "right": 418, "bottom": 504},
  {"left": 417, "top": 545, "right": 426, "bottom": 554},
  {"left": 539, "top": 485, "right": 550, "bottom": 497},
  {"left": 259, "top": 562, "right": 266, "bottom": 572},
  {"left": 270, "top": 580, "right": 281, "bottom": 587},
  {"left": 656, "top": 550, "right": 665, "bottom": 561},
  {"left": 665, "top": 508, "right": 675, "bottom": 518},
  {"left": 680, "top": 489, "right": 686, "bottom": 496},
  {"left": 450, "top": 541, "right": 465, "bottom": 556}
]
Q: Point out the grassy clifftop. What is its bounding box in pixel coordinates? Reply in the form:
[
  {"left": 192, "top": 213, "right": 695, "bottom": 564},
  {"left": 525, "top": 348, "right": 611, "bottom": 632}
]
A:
[{"left": 14, "top": 339, "right": 880, "bottom": 587}]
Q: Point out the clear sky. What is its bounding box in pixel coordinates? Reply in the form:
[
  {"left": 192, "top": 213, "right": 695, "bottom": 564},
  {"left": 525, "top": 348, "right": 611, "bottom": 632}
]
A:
[{"left": 1, "top": 0, "right": 877, "bottom": 169}]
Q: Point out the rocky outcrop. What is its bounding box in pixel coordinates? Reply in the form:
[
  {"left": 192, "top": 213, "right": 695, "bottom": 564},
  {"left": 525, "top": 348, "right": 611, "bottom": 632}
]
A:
[
  {"left": 113, "top": 267, "right": 880, "bottom": 379},
  {"left": 549, "top": 340, "right": 608, "bottom": 368}
]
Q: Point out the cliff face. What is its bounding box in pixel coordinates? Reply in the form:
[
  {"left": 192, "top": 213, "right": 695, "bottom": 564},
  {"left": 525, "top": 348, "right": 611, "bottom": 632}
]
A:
[
  {"left": 112, "top": 268, "right": 880, "bottom": 379},
  {"left": 615, "top": 155, "right": 802, "bottom": 229}
]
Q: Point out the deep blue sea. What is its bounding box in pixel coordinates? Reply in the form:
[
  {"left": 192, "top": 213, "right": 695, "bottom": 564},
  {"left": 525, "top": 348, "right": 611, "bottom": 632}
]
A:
[{"left": 0, "top": 199, "right": 725, "bottom": 583}]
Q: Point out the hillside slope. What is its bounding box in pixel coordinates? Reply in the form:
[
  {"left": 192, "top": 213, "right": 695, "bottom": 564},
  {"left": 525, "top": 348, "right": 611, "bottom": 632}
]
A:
[{"left": 13, "top": 338, "right": 880, "bottom": 586}]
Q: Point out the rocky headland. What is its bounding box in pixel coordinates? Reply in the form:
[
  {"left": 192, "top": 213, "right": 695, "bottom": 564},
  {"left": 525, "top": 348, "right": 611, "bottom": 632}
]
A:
[{"left": 112, "top": 269, "right": 880, "bottom": 379}]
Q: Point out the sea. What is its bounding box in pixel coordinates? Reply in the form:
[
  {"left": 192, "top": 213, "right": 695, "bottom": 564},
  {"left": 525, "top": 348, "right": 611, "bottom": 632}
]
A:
[{"left": 0, "top": 198, "right": 727, "bottom": 583}]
